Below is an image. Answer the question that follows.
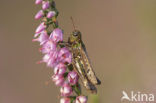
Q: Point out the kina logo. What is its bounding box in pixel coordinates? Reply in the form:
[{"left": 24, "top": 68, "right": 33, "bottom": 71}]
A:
[{"left": 121, "top": 91, "right": 154, "bottom": 102}]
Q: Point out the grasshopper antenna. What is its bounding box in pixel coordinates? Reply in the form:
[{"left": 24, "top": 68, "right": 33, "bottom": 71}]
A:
[{"left": 70, "top": 16, "right": 76, "bottom": 31}]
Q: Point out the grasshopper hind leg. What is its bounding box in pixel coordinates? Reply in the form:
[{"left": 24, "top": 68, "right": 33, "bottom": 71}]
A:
[{"left": 72, "top": 61, "right": 97, "bottom": 94}]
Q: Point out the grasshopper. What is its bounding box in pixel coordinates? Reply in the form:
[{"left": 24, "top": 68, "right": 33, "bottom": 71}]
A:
[
  {"left": 68, "top": 30, "right": 101, "bottom": 94},
  {"left": 67, "top": 18, "right": 101, "bottom": 93}
]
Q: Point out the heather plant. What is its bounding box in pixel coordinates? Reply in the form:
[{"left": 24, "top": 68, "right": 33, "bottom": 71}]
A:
[{"left": 33, "top": 0, "right": 87, "bottom": 103}]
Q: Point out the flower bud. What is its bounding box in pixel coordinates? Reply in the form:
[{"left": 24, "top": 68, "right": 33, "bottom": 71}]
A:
[
  {"left": 68, "top": 71, "right": 79, "bottom": 85},
  {"left": 49, "top": 28, "right": 63, "bottom": 43},
  {"left": 42, "top": 1, "right": 50, "bottom": 10},
  {"left": 52, "top": 74, "right": 64, "bottom": 86},
  {"left": 46, "top": 51, "right": 59, "bottom": 68},
  {"left": 40, "top": 40, "right": 56, "bottom": 53},
  {"left": 35, "top": 0, "right": 42, "bottom": 5},
  {"left": 75, "top": 96, "right": 87, "bottom": 103},
  {"left": 32, "top": 31, "right": 48, "bottom": 45},
  {"left": 35, "top": 22, "right": 46, "bottom": 33},
  {"left": 36, "top": 53, "right": 51, "bottom": 64},
  {"left": 35, "top": 10, "right": 43, "bottom": 20},
  {"left": 60, "top": 84, "right": 72, "bottom": 96},
  {"left": 58, "top": 47, "right": 72, "bottom": 64},
  {"left": 47, "top": 11, "right": 56, "bottom": 18},
  {"left": 54, "top": 63, "right": 66, "bottom": 75},
  {"left": 60, "top": 98, "right": 70, "bottom": 103}
]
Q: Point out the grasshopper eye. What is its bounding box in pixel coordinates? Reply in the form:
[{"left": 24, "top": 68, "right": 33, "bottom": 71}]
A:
[{"left": 73, "top": 32, "right": 78, "bottom": 36}]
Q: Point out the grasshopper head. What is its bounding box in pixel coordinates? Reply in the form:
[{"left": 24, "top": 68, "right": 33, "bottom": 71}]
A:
[{"left": 68, "top": 30, "right": 82, "bottom": 43}]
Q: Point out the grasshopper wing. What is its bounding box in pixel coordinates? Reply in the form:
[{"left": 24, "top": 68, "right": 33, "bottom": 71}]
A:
[{"left": 80, "top": 42, "right": 101, "bottom": 85}]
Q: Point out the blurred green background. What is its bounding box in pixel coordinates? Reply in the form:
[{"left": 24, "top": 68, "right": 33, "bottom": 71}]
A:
[{"left": 0, "top": 0, "right": 156, "bottom": 103}]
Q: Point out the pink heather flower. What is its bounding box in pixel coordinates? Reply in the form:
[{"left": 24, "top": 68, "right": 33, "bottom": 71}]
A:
[
  {"left": 58, "top": 47, "right": 72, "bottom": 64},
  {"left": 46, "top": 51, "right": 59, "bottom": 68},
  {"left": 68, "top": 71, "right": 79, "bottom": 85},
  {"left": 49, "top": 28, "right": 63, "bottom": 43},
  {"left": 38, "top": 50, "right": 58, "bottom": 67},
  {"left": 47, "top": 11, "right": 56, "bottom": 18},
  {"left": 60, "top": 84, "right": 72, "bottom": 96},
  {"left": 35, "top": 0, "right": 42, "bottom": 5},
  {"left": 32, "top": 31, "right": 49, "bottom": 45},
  {"left": 34, "top": 33, "right": 40, "bottom": 38},
  {"left": 52, "top": 74, "right": 64, "bottom": 86},
  {"left": 40, "top": 40, "right": 56, "bottom": 53},
  {"left": 35, "top": 10, "right": 44, "bottom": 20},
  {"left": 35, "top": 22, "right": 46, "bottom": 33},
  {"left": 37, "top": 53, "right": 50, "bottom": 64},
  {"left": 75, "top": 96, "right": 88, "bottom": 103},
  {"left": 62, "top": 80, "right": 70, "bottom": 86},
  {"left": 42, "top": 1, "right": 50, "bottom": 10},
  {"left": 60, "top": 98, "right": 71, "bottom": 103},
  {"left": 54, "top": 63, "right": 66, "bottom": 75}
]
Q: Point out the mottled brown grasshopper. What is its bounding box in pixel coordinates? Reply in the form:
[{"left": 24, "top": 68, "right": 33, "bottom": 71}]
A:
[
  {"left": 66, "top": 18, "right": 101, "bottom": 94},
  {"left": 68, "top": 30, "right": 101, "bottom": 94}
]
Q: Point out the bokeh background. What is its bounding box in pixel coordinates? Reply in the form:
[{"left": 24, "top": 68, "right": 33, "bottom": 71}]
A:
[{"left": 1, "top": 0, "right": 156, "bottom": 103}]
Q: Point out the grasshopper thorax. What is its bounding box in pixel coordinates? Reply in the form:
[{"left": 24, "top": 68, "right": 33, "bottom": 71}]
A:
[{"left": 68, "top": 30, "right": 82, "bottom": 44}]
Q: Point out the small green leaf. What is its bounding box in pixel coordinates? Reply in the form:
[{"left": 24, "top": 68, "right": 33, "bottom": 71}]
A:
[
  {"left": 63, "top": 72, "right": 68, "bottom": 78},
  {"left": 68, "top": 64, "right": 74, "bottom": 71}
]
